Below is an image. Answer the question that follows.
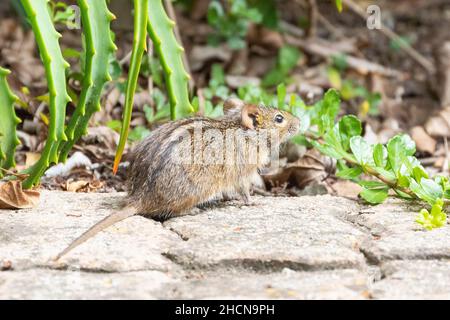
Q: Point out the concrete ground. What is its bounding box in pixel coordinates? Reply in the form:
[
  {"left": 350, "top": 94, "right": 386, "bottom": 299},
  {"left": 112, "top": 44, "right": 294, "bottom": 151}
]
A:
[{"left": 1, "top": 191, "right": 450, "bottom": 299}]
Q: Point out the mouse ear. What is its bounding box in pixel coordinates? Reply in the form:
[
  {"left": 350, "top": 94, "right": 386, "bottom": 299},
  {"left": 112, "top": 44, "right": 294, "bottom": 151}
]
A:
[
  {"left": 241, "top": 104, "right": 259, "bottom": 129},
  {"left": 223, "top": 98, "right": 245, "bottom": 116}
]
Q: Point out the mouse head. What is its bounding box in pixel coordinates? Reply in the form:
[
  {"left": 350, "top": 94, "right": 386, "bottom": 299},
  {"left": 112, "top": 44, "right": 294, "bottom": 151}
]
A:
[{"left": 224, "top": 98, "right": 301, "bottom": 142}]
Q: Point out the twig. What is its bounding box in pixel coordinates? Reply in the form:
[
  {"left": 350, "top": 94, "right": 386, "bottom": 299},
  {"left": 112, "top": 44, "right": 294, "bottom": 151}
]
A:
[
  {"left": 119, "top": 50, "right": 132, "bottom": 66},
  {"left": 316, "top": 11, "right": 343, "bottom": 38},
  {"left": 164, "top": 0, "right": 195, "bottom": 93},
  {"left": 0, "top": 167, "right": 29, "bottom": 179},
  {"left": 419, "top": 157, "right": 440, "bottom": 166},
  {"left": 292, "top": 0, "right": 343, "bottom": 39},
  {"left": 342, "top": 0, "right": 436, "bottom": 75},
  {"left": 283, "top": 32, "right": 405, "bottom": 78},
  {"left": 305, "top": 0, "right": 318, "bottom": 38},
  {"left": 33, "top": 102, "right": 46, "bottom": 123},
  {"left": 279, "top": 21, "right": 304, "bottom": 38}
]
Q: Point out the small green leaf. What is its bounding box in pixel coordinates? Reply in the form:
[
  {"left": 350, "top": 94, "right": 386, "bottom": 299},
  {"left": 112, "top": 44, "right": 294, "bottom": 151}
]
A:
[
  {"left": 421, "top": 178, "right": 443, "bottom": 202},
  {"left": 336, "top": 166, "right": 363, "bottom": 180},
  {"left": 399, "top": 135, "right": 416, "bottom": 155},
  {"left": 360, "top": 187, "right": 389, "bottom": 204},
  {"left": 409, "top": 178, "right": 443, "bottom": 205},
  {"left": 444, "top": 189, "right": 450, "bottom": 200},
  {"left": 309, "top": 140, "right": 344, "bottom": 160},
  {"left": 416, "top": 199, "right": 447, "bottom": 230},
  {"left": 107, "top": 120, "right": 122, "bottom": 132},
  {"left": 327, "top": 67, "right": 342, "bottom": 89},
  {"left": 358, "top": 180, "right": 388, "bottom": 190},
  {"left": 412, "top": 166, "right": 429, "bottom": 182},
  {"left": 397, "top": 173, "right": 410, "bottom": 188},
  {"left": 338, "top": 115, "right": 362, "bottom": 151},
  {"left": 393, "top": 189, "right": 415, "bottom": 200},
  {"left": 262, "top": 46, "right": 300, "bottom": 87},
  {"left": 374, "top": 167, "right": 397, "bottom": 181},
  {"left": 373, "top": 143, "right": 387, "bottom": 168},
  {"left": 62, "top": 48, "right": 81, "bottom": 59},
  {"left": 128, "top": 126, "right": 151, "bottom": 142},
  {"left": 277, "top": 83, "right": 287, "bottom": 110},
  {"left": 294, "top": 109, "right": 310, "bottom": 134},
  {"left": 323, "top": 125, "right": 349, "bottom": 159},
  {"left": 209, "top": 63, "right": 225, "bottom": 88},
  {"left": 278, "top": 46, "right": 300, "bottom": 72},
  {"left": 207, "top": 1, "right": 224, "bottom": 25},
  {"left": 387, "top": 134, "right": 416, "bottom": 174},
  {"left": 319, "top": 89, "right": 340, "bottom": 134},
  {"left": 350, "top": 136, "right": 374, "bottom": 166},
  {"left": 262, "top": 69, "right": 285, "bottom": 87}
]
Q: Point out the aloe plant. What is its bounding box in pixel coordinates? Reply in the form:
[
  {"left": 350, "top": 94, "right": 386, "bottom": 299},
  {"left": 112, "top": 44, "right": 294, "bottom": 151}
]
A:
[
  {"left": 59, "top": 0, "right": 117, "bottom": 162},
  {"left": 13, "top": 0, "right": 195, "bottom": 185},
  {"left": 21, "top": 0, "right": 72, "bottom": 188},
  {"left": 147, "top": 0, "right": 193, "bottom": 119},
  {"left": 0, "top": 67, "right": 21, "bottom": 175},
  {"left": 113, "top": 0, "right": 195, "bottom": 173},
  {"left": 113, "top": 0, "right": 149, "bottom": 174}
]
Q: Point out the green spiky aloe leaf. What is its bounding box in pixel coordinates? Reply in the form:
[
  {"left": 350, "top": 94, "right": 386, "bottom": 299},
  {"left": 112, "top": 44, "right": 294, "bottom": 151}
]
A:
[
  {"left": 0, "top": 67, "right": 21, "bottom": 175},
  {"left": 147, "top": 0, "right": 193, "bottom": 119},
  {"left": 113, "top": 0, "right": 148, "bottom": 174},
  {"left": 58, "top": 0, "right": 117, "bottom": 162},
  {"left": 21, "top": 0, "right": 71, "bottom": 188}
]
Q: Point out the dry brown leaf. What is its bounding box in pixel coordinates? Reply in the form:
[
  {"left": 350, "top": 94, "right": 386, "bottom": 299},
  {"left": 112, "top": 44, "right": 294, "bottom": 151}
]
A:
[
  {"left": 262, "top": 149, "right": 335, "bottom": 190},
  {"left": 410, "top": 126, "right": 437, "bottom": 154},
  {"left": 225, "top": 75, "right": 260, "bottom": 89},
  {"left": 247, "top": 25, "right": 284, "bottom": 49},
  {"left": 0, "top": 19, "right": 45, "bottom": 87},
  {"left": 434, "top": 156, "right": 446, "bottom": 168},
  {"left": 25, "top": 152, "right": 41, "bottom": 168},
  {"left": 0, "top": 180, "right": 40, "bottom": 209},
  {"left": 331, "top": 180, "right": 362, "bottom": 198},
  {"left": 64, "top": 180, "right": 89, "bottom": 192},
  {"left": 189, "top": 45, "right": 232, "bottom": 71},
  {"left": 63, "top": 179, "right": 104, "bottom": 193},
  {"left": 425, "top": 108, "right": 450, "bottom": 137},
  {"left": 84, "top": 126, "right": 119, "bottom": 150},
  {"left": 1, "top": 260, "right": 12, "bottom": 271}
]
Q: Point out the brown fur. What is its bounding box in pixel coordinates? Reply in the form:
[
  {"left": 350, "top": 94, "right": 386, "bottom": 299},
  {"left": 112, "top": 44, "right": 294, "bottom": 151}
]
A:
[
  {"left": 55, "top": 100, "right": 300, "bottom": 259},
  {"left": 127, "top": 103, "right": 300, "bottom": 219}
]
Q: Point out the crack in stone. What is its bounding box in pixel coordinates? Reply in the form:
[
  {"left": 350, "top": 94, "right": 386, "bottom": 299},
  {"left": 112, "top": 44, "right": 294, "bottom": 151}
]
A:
[
  {"left": 1, "top": 263, "right": 173, "bottom": 275},
  {"left": 161, "top": 252, "right": 364, "bottom": 273},
  {"left": 161, "top": 224, "right": 189, "bottom": 241}
]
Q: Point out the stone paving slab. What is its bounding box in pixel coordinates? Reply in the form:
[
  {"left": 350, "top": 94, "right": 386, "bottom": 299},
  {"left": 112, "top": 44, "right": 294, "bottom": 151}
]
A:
[
  {"left": 371, "top": 260, "right": 450, "bottom": 299},
  {"left": 162, "top": 268, "right": 369, "bottom": 299},
  {"left": 164, "top": 196, "right": 367, "bottom": 271},
  {"left": 343, "top": 199, "right": 450, "bottom": 263},
  {"left": 0, "top": 192, "right": 181, "bottom": 272},
  {"left": 0, "top": 269, "right": 175, "bottom": 299},
  {"left": 1, "top": 191, "right": 450, "bottom": 299}
]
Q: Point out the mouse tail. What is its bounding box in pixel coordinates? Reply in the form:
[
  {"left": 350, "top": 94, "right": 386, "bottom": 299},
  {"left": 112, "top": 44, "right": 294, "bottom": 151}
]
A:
[{"left": 54, "top": 206, "right": 136, "bottom": 261}]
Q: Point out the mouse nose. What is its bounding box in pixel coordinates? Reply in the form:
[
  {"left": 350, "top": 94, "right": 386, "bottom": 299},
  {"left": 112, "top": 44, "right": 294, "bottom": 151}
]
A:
[{"left": 288, "top": 118, "right": 301, "bottom": 135}]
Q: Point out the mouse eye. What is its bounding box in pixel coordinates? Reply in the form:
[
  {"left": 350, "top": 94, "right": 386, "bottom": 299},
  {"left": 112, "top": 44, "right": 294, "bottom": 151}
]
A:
[{"left": 274, "top": 114, "right": 284, "bottom": 124}]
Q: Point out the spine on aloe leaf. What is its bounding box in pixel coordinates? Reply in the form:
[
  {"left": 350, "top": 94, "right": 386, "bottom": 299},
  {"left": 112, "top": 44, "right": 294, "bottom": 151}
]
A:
[
  {"left": 21, "top": 0, "right": 71, "bottom": 188},
  {"left": 0, "top": 67, "right": 21, "bottom": 176},
  {"left": 113, "top": 0, "right": 149, "bottom": 174},
  {"left": 59, "top": 0, "right": 117, "bottom": 162},
  {"left": 147, "top": 0, "right": 193, "bottom": 120}
]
